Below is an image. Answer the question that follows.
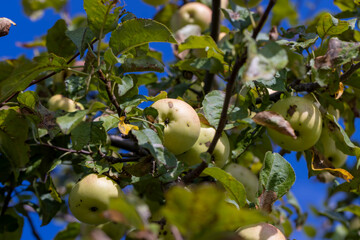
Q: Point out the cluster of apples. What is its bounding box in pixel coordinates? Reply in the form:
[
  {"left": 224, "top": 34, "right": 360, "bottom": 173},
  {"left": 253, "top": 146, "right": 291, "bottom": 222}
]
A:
[
  {"left": 151, "top": 98, "right": 230, "bottom": 167},
  {"left": 265, "top": 96, "right": 347, "bottom": 168}
]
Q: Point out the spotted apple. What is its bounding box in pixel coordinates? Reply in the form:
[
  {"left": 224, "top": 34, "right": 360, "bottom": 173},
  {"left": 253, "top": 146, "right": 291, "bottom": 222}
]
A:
[
  {"left": 69, "top": 174, "right": 122, "bottom": 225},
  {"left": 266, "top": 96, "right": 323, "bottom": 152},
  {"left": 151, "top": 98, "right": 201, "bottom": 155}
]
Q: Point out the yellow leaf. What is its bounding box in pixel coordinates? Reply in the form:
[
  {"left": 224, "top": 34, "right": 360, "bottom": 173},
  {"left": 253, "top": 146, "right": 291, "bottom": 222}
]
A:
[
  {"left": 118, "top": 116, "right": 139, "bottom": 135},
  {"left": 335, "top": 82, "right": 344, "bottom": 100},
  {"left": 311, "top": 151, "right": 353, "bottom": 182}
]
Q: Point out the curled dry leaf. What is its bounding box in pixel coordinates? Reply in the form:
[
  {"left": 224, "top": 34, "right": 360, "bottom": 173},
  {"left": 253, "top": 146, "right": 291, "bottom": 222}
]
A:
[
  {"left": 0, "top": 17, "right": 16, "bottom": 37},
  {"left": 335, "top": 82, "right": 344, "bottom": 100},
  {"left": 311, "top": 150, "right": 353, "bottom": 182},
  {"left": 252, "top": 111, "right": 297, "bottom": 139}
]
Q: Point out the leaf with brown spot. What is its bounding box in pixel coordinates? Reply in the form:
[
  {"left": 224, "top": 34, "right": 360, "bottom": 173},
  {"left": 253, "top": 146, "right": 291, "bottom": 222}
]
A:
[
  {"left": 311, "top": 150, "right": 353, "bottom": 182},
  {"left": 0, "top": 17, "right": 16, "bottom": 37},
  {"left": 103, "top": 210, "right": 128, "bottom": 224},
  {"left": 253, "top": 111, "right": 297, "bottom": 139}
]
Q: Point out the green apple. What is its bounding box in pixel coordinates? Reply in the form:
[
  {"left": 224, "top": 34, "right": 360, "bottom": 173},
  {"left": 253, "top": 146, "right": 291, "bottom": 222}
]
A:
[
  {"left": 142, "top": 0, "right": 169, "bottom": 6},
  {"left": 267, "top": 96, "right": 323, "bottom": 152},
  {"left": 225, "top": 163, "right": 258, "bottom": 202},
  {"left": 151, "top": 98, "right": 201, "bottom": 155},
  {"left": 170, "top": 2, "right": 212, "bottom": 32},
  {"left": 233, "top": 0, "right": 262, "bottom": 8},
  {"left": 236, "top": 223, "right": 286, "bottom": 240},
  {"left": 48, "top": 94, "right": 84, "bottom": 112},
  {"left": 318, "top": 123, "right": 347, "bottom": 167},
  {"left": 69, "top": 174, "right": 122, "bottom": 225},
  {"left": 177, "top": 124, "right": 230, "bottom": 168}
]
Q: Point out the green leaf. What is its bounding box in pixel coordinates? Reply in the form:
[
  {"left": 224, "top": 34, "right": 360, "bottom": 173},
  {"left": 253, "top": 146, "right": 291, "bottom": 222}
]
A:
[
  {"left": 121, "top": 55, "right": 164, "bottom": 73},
  {"left": 271, "top": 0, "right": 298, "bottom": 26},
  {"left": 71, "top": 122, "right": 107, "bottom": 150},
  {"left": 337, "top": 205, "right": 360, "bottom": 217},
  {"left": 132, "top": 129, "right": 177, "bottom": 169},
  {"left": 22, "top": 0, "right": 67, "bottom": 20},
  {"left": 153, "top": 3, "right": 178, "bottom": 28},
  {"left": 203, "top": 167, "right": 246, "bottom": 207},
  {"left": 56, "top": 110, "right": 87, "bottom": 134},
  {"left": 311, "top": 207, "right": 349, "bottom": 227},
  {"left": 0, "top": 54, "right": 68, "bottom": 103},
  {"left": 243, "top": 40, "right": 288, "bottom": 82},
  {"left": 65, "top": 75, "right": 87, "bottom": 99},
  {"left": 178, "top": 35, "right": 222, "bottom": 54},
  {"left": 46, "top": 19, "right": 77, "bottom": 58},
  {"left": 221, "top": 8, "right": 253, "bottom": 30},
  {"left": 17, "top": 91, "right": 39, "bottom": 110},
  {"left": 162, "top": 185, "right": 268, "bottom": 239},
  {"left": 108, "top": 197, "right": 144, "bottom": 229},
  {"left": 0, "top": 109, "right": 30, "bottom": 168},
  {"left": 259, "top": 152, "right": 296, "bottom": 209},
  {"left": 111, "top": 75, "right": 134, "bottom": 97},
  {"left": 203, "top": 90, "right": 248, "bottom": 129},
  {"left": 84, "top": 0, "right": 122, "bottom": 37},
  {"left": 175, "top": 58, "right": 224, "bottom": 74},
  {"left": 33, "top": 178, "right": 62, "bottom": 226},
  {"left": 316, "top": 13, "right": 349, "bottom": 38},
  {"left": 334, "top": 0, "right": 356, "bottom": 11},
  {"left": 66, "top": 27, "right": 95, "bottom": 57},
  {"left": 109, "top": 19, "right": 177, "bottom": 55},
  {"left": 0, "top": 208, "right": 24, "bottom": 240},
  {"left": 54, "top": 222, "right": 81, "bottom": 240}
]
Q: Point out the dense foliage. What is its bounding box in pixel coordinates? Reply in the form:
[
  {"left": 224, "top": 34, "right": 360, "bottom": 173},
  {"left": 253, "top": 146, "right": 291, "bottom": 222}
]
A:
[{"left": 1, "top": 0, "right": 360, "bottom": 239}]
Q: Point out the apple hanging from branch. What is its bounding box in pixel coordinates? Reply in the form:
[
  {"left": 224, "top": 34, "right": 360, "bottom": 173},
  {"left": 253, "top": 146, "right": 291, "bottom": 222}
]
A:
[
  {"left": 151, "top": 98, "right": 201, "bottom": 155},
  {"left": 68, "top": 174, "right": 123, "bottom": 225}
]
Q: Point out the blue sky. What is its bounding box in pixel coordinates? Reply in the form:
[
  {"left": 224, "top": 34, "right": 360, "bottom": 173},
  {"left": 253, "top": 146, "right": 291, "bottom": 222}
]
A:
[{"left": 1, "top": 0, "right": 359, "bottom": 240}]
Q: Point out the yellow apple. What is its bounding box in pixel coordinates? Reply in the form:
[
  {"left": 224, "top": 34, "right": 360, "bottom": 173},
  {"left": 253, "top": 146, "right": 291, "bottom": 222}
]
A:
[
  {"left": 69, "top": 174, "right": 122, "bottom": 225},
  {"left": 236, "top": 223, "right": 286, "bottom": 240},
  {"left": 170, "top": 2, "right": 212, "bottom": 32},
  {"left": 48, "top": 94, "right": 84, "bottom": 112},
  {"left": 267, "top": 96, "right": 323, "bottom": 152},
  {"left": 142, "top": 0, "right": 169, "bottom": 6},
  {"left": 176, "top": 124, "right": 230, "bottom": 168},
  {"left": 151, "top": 98, "right": 201, "bottom": 155},
  {"left": 224, "top": 163, "right": 258, "bottom": 202}
]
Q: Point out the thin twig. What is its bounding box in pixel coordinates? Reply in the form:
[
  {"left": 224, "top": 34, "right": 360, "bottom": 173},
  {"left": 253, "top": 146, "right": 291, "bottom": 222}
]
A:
[
  {"left": 340, "top": 61, "right": 360, "bottom": 82},
  {"left": 98, "top": 69, "right": 124, "bottom": 118},
  {"left": 203, "top": 0, "right": 221, "bottom": 94},
  {"left": 23, "top": 209, "right": 41, "bottom": 240},
  {"left": 109, "top": 135, "right": 149, "bottom": 156},
  {"left": 39, "top": 142, "right": 140, "bottom": 163},
  {"left": 1, "top": 182, "right": 14, "bottom": 216},
  {"left": 182, "top": 0, "right": 277, "bottom": 184}
]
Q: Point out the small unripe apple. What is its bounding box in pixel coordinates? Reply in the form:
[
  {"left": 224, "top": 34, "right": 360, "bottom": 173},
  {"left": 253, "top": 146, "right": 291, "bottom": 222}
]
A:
[
  {"left": 236, "top": 223, "right": 286, "bottom": 240},
  {"left": 177, "top": 124, "right": 230, "bottom": 168},
  {"left": 69, "top": 174, "right": 122, "bottom": 225},
  {"left": 225, "top": 163, "right": 258, "bottom": 202},
  {"left": 48, "top": 94, "right": 84, "bottom": 112},
  {"left": 142, "top": 0, "right": 169, "bottom": 6},
  {"left": 318, "top": 124, "right": 347, "bottom": 167},
  {"left": 151, "top": 98, "right": 201, "bottom": 155},
  {"left": 170, "top": 2, "right": 212, "bottom": 32},
  {"left": 267, "top": 96, "right": 323, "bottom": 152},
  {"left": 233, "top": 0, "right": 262, "bottom": 8}
]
